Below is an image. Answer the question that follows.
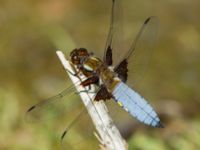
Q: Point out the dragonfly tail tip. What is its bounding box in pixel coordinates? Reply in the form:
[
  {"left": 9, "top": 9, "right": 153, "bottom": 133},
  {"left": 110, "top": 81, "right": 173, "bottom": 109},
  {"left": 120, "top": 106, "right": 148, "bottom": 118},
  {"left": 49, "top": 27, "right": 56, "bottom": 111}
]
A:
[{"left": 156, "top": 121, "right": 164, "bottom": 128}]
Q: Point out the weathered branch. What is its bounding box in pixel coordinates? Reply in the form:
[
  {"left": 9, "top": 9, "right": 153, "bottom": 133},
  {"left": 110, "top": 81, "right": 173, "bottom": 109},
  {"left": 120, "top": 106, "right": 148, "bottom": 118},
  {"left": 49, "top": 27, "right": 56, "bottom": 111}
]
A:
[{"left": 56, "top": 50, "right": 127, "bottom": 150}]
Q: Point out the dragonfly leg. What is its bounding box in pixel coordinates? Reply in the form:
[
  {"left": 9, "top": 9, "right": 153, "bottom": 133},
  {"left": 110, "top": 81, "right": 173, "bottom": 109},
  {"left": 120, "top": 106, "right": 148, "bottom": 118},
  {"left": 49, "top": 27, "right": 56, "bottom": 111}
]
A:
[
  {"left": 62, "top": 61, "right": 81, "bottom": 76},
  {"left": 80, "top": 76, "right": 99, "bottom": 87},
  {"left": 63, "top": 67, "right": 80, "bottom": 76},
  {"left": 76, "top": 90, "right": 96, "bottom": 94}
]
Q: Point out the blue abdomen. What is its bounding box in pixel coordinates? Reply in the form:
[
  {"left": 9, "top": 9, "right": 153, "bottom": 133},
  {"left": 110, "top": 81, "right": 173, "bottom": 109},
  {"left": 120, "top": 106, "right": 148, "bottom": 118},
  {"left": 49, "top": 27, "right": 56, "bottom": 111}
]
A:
[{"left": 112, "top": 82, "right": 162, "bottom": 128}]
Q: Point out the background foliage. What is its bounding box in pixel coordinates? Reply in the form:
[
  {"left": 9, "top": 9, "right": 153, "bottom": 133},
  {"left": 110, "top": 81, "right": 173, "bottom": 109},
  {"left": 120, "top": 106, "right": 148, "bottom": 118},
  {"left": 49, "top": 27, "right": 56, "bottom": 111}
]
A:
[{"left": 0, "top": 0, "right": 200, "bottom": 149}]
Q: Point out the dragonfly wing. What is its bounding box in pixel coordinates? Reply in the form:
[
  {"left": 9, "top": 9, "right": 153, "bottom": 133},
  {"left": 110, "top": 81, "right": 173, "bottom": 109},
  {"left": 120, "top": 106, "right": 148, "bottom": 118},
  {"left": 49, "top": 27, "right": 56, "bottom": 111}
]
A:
[
  {"left": 104, "top": 0, "right": 123, "bottom": 66},
  {"left": 115, "top": 17, "right": 159, "bottom": 87},
  {"left": 26, "top": 81, "right": 103, "bottom": 149},
  {"left": 60, "top": 86, "right": 112, "bottom": 150},
  {"left": 25, "top": 83, "right": 81, "bottom": 123},
  {"left": 60, "top": 107, "right": 99, "bottom": 150},
  {"left": 112, "top": 82, "right": 163, "bottom": 127}
]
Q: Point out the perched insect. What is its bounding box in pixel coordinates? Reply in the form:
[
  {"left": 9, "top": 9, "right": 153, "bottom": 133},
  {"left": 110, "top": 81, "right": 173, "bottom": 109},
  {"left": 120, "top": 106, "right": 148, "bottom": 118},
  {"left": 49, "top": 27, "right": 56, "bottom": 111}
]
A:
[
  {"left": 26, "top": 0, "right": 163, "bottom": 147},
  {"left": 68, "top": 1, "right": 163, "bottom": 128},
  {"left": 69, "top": 42, "right": 163, "bottom": 127}
]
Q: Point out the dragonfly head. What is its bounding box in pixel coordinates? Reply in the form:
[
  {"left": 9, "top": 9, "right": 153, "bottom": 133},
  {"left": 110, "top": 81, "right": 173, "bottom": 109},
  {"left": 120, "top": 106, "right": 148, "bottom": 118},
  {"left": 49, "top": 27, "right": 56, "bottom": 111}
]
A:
[{"left": 70, "top": 48, "right": 90, "bottom": 66}]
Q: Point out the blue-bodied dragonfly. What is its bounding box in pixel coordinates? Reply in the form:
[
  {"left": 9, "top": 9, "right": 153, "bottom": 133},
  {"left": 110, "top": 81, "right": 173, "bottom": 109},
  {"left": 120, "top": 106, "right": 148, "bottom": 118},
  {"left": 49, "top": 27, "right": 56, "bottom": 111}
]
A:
[{"left": 26, "top": 0, "right": 163, "bottom": 148}]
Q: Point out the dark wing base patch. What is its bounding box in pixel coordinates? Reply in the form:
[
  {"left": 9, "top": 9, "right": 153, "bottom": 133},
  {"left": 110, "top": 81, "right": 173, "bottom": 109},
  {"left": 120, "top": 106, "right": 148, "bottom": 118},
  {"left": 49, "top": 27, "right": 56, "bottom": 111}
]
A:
[
  {"left": 95, "top": 85, "right": 112, "bottom": 101},
  {"left": 104, "top": 46, "right": 113, "bottom": 66},
  {"left": 114, "top": 59, "right": 128, "bottom": 83}
]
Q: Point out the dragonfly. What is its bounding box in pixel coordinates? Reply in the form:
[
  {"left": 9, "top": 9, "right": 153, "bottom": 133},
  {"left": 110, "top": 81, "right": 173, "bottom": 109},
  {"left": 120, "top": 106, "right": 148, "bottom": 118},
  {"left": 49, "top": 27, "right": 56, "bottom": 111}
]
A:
[{"left": 26, "top": 0, "right": 163, "bottom": 148}]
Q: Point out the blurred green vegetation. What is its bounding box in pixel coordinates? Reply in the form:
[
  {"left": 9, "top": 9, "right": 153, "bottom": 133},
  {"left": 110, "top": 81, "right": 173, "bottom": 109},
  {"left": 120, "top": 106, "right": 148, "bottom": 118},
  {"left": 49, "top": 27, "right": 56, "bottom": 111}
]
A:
[{"left": 0, "top": 0, "right": 200, "bottom": 149}]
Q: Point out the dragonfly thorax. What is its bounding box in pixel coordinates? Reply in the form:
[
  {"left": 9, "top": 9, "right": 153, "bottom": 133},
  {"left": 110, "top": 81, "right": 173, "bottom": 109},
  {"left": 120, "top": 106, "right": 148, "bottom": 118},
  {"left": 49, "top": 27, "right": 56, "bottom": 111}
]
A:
[
  {"left": 71, "top": 48, "right": 120, "bottom": 91},
  {"left": 84, "top": 56, "right": 120, "bottom": 92},
  {"left": 83, "top": 57, "right": 103, "bottom": 72}
]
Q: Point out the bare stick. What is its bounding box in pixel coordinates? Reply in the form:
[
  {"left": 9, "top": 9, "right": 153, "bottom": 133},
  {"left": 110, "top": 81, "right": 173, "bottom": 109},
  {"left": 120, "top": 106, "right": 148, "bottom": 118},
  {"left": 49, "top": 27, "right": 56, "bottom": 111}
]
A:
[{"left": 56, "top": 50, "right": 127, "bottom": 150}]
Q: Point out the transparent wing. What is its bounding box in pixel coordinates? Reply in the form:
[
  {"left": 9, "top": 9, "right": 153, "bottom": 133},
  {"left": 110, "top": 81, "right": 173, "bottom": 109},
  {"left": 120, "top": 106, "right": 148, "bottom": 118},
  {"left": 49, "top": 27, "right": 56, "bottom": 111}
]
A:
[
  {"left": 60, "top": 100, "right": 99, "bottom": 150},
  {"left": 25, "top": 83, "right": 82, "bottom": 123},
  {"left": 25, "top": 82, "right": 109, "bottom": 149},
  {"left": 104, "top": 1, "right": 158, "bottom": 87},
  {"left": 117, "top": 16, "right": 159, "bottom": 87},
  {"left": 60, "top": 87, "right": 117, "bottom": 150},
  {"left": 104, "top": 0, "right": 124, "bottom": 66},
  {"left": 127, "top": 17, "right": 158, "bottom": 86}
]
